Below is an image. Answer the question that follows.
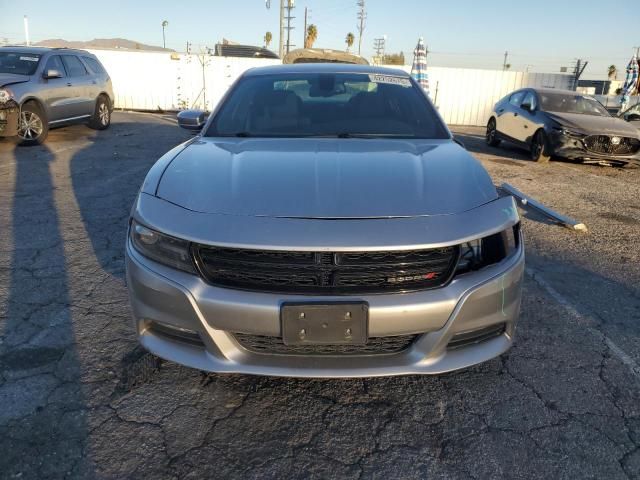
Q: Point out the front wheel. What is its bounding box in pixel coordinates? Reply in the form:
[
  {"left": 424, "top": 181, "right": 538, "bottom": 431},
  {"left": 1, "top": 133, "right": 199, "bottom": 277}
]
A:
[
  {"left": 531, "top": 130, "right": 551, "bottom": 163},
  {"left": 88, "top": 95, "right": 111, "bottom": 130},
  {"left": 18, "top": 102, "right": 49, "bottom": 146},
  {"left": 486, "top": 118, "right": 501, "bottom": 147}
]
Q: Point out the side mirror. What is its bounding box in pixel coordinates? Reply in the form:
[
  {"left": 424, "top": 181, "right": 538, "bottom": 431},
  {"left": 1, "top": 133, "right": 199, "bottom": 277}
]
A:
[
  {"left": 43, "top": 69, "right": 63, "bottom": 79},
  {"left": 177, "top": 109, "right": 209, "bottom": 131},
  {"left": 452, "top": 136, "right": 466, "bottom": 149},
  {"left": 520, "top": 102, "right": 533, "bottom": 112},
  {"left": 625, "top": 113, "right": 640, "bottom": 122}
]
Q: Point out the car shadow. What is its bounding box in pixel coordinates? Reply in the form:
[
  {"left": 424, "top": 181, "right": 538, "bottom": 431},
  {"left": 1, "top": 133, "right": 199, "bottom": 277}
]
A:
[{"left": 69, "top": 116, "right": 189, "bottom": 279}]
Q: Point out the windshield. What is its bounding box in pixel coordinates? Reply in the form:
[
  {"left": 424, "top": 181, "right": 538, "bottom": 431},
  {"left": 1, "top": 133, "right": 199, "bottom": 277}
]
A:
[
  {"left": 539, "top": 92, "right": 609, "bottom": 117},
  {"left": 205, "top": 72, "right": 449, "bottom": 139},
  {"left": 0, "top": 52, "right": 42, "bottom": 75}
]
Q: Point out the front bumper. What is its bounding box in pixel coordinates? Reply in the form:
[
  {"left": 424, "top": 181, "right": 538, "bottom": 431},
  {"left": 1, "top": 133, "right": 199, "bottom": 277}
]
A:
[
  {"left": 0, "top": 100, "right": 19, "bottom": 137},
  {"left": 125, "top": 234, "right": 524, "bottom": 378},
  {"left": 549, "top": 131, "right": 640, "bottom": 164}
]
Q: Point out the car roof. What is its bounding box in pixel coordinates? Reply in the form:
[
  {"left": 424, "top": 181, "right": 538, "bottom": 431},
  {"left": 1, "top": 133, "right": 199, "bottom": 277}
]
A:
[
  {"left": 0, "top": 46, "right": 92, "bottom": 56},
  {"left": 243, "top": 63, "right": 410, "bottom": 77}
]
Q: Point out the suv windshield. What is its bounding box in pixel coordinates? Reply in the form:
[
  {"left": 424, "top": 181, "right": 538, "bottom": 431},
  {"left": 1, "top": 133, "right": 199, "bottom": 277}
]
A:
[
  {"left": 539, "top": 92, "right": 609, "bottom": 117},
  {"left": 206, "top": 72, "right": 449, "bottom": 139},
  {"left": 0, "top": 52, "right": 42, "bottom": 75}
]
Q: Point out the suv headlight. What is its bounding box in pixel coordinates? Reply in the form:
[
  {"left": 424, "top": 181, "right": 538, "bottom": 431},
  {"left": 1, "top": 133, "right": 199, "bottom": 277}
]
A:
[
  {"left": 455, "top": 224, "right": 520, "bottom": 275},
  {"left": 0, "top": 88, "right": 12, "bottom": 104},
  {"left": 129, "top": 220, "right": 196, "bottom": 273}
]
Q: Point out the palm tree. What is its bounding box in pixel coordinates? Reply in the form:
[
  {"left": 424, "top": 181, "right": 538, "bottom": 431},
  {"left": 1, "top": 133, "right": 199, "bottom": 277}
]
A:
[
  {"left": 305, "top": 24, "right": 318, "bottom": 49},
  {"left": 607, "top": 64, "right": 617, "bottom": 81},
  {"left": 345, "top": 32, "right": 355, "bottom": 52},
  {"left": 264, "top": 31, "right": 273, "bottom": 49},
  {"left": 161, "top": 20, "right": 168, "bottom": 49}
]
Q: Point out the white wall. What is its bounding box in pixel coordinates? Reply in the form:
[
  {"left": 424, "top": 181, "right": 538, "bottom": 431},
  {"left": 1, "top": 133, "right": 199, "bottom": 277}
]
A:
[
  {"left": 89, "top": 49, "right": 573, "bottom": 126},
  {"left": 88, "top": 49, "right": 280, "bottom": 112}
]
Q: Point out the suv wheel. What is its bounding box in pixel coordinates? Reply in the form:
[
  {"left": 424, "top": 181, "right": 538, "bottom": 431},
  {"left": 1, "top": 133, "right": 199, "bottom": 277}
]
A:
[
  {"left": 88, "top": 95, "right": 111, "bottom": 130},
  {"left": 18, "top": 103, "right": 48, "bottom": 146}
]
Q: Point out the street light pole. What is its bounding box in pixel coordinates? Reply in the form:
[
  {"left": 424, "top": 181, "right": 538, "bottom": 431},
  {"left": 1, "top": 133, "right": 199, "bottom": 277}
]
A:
[{"left": 162, "top": 20, "right": 168, "bottom": 49}]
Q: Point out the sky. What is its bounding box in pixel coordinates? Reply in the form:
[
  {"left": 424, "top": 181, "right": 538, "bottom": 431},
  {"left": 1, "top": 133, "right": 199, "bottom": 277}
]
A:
[{"left": 1, "top": 0, "right": 638, "bottom": 80}]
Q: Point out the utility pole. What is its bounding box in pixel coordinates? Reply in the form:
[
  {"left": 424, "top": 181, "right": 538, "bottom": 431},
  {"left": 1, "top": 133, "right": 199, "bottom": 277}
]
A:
[
  {"left": 303, "top": 7, "right": 308, "bottom": 48},
  {"left": 503, "top": 51, "right": 508, "bottom": 70},
  {"left": 357, "top": 0, "right": 366, "bottom": 56},
  {"left": 278, "top": 0, "right": 285, "bottom": 58},
  {"left": 572, "top": 58, "right": 588, "bottom": 91},
  {"left": 284, "top": 0, "right": 295, "bottom": 54},
  {"left": 373, "top": 36, "right": 385, "bottom": 64},
  {"left": 23, "top": 15, "right": 30, "bottom": 46}
]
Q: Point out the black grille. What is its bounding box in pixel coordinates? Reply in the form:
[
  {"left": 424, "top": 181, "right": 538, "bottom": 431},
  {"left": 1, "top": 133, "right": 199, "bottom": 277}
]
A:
[
  {"left": 583, "top": 135, "right": 640, "bottom": 156},
  {"left": 233, "top": 333, "right": 418, "bottom": 355},
  {"left": 192, "top": 245, "right": 459, "bottom": 295}
]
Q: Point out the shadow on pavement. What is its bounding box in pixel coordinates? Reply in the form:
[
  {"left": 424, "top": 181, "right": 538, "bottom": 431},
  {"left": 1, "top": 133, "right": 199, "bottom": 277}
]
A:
[{"left": 0, "top": 142, "right": 92, "bottom": 478}]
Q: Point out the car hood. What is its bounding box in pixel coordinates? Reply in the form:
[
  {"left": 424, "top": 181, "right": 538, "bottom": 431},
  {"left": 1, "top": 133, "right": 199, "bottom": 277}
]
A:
[
  {"left": 0, "top": 73, "right": 30, "bottom": 87},
  {"left": 546, "top": 111, "right": 639, "bottom": 136},
  {"left": 155, "top": 138, "right": 497, "bottom": 218}
]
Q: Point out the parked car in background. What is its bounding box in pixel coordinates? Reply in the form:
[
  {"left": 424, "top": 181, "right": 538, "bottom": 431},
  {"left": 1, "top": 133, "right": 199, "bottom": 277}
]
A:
[
  {"left": 126, "top": 64, "right": 524, "bottom": 378},
  {"left": 486, "top": 88, "right": 640, "bottom": 167},
  {"left": 619, "top": 101, "right": 640, "bottom": 130},
  {"left": 0, "top": 46, "right": 113, "bottom": 146},
  {"left": 283, "top": 48, "right": 369, "bottom": 65}
]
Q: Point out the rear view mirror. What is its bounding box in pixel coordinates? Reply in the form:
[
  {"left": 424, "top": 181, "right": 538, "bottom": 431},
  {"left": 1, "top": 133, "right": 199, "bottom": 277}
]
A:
[
  {"left": 177, "top": 110, "right": 209, "bottom": 131},
  {"left": 43, "top": 69, "right": 63, "bottom": 79}
]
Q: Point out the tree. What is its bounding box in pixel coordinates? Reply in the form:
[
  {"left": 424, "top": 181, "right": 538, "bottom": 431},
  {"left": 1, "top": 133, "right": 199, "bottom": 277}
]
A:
[
  {"left": 382, "top": 51, "right": 405, "bottom": 65},
  {"left": 264, "top": 31, "right": 273, "bottom": 49},
  {"left": 345, "top": 32, "right": 355, "bottom": 52},
  {"left": 305, "top": 24, "right": 318, "bottom": 48},
  {"left": 608, "top": 64, "right": 617, "bottom": 81}
]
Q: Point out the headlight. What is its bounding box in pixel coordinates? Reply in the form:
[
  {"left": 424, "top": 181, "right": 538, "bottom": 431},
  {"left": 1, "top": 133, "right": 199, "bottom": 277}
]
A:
[
  {"left": 553, "top": 126, "right": 585, "bottom": 137},
  {"left": 0, "top": 88, "right": 12, "bottom": 104},
  {"left": 455, "top": 224, "right": 519, "bottom": 275},
  {"left": 129, "top": 220, "right": 196, "bottom": 273}
]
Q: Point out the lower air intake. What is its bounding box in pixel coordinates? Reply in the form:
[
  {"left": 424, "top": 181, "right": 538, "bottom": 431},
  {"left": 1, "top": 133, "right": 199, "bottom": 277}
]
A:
[{"left": 233, "top": 333, "right": 418, "bottom": 355}]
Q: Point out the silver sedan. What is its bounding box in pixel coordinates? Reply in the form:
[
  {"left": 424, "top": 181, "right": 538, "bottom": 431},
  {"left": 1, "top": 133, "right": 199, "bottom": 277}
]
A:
[{"left": 125, "top": 64, "right": 524, "bottom": 378}]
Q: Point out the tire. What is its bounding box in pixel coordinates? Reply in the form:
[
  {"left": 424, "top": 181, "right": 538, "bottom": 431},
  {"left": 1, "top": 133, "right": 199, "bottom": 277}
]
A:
[
  {"left": 531, "top": 130, "right": 551, "bottom": 163},
  {"left": 88, "top": 95, "right": 111, "bottom": 130},
  {"left": 18, "top": 102, "right": 48, "bottom": 146},
  {"left": 486, "top": 118, "right": 501, "bottom": 147}
]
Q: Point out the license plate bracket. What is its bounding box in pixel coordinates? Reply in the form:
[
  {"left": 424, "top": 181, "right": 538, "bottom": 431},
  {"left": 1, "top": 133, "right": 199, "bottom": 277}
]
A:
[{"left": 281, "top": 302, "right": 368, "bottom": 346}]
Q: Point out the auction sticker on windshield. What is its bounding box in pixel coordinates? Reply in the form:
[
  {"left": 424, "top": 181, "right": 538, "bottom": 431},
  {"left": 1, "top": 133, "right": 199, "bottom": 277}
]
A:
[
  {"left": 20, "top": 56, "right": 39, "bottom": 62},
  {"left": 368, "top": 74, "right": 411, "bottom": 87}
]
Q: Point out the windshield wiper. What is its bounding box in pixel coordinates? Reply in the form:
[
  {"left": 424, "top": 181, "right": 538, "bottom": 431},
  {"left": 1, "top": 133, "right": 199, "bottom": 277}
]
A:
[
  {"left": 219, "top": 132, "right": 253, "bottom": 137},
  {"left": 335, "top": 132, "right": 416, "bottom": 139}
]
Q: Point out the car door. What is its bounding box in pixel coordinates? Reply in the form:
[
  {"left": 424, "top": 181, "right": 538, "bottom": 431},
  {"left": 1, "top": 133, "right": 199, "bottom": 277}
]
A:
[
  {"left": 515, "top": 90, "right": 542, "bottom": 144},
  {"left": 39, "top": 55, "right": 73, "bottom": 122},
  {"left": 60, "top": 55, "right": 94, "bottom": 118},
  {"left": 496, "top": 90, "right": 525, "bottom": 140}
]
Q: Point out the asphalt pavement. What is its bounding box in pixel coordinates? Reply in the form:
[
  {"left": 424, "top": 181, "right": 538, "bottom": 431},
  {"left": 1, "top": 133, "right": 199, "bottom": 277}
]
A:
[{"left": 0, "top": 113, "right": 639, "bottom": 479}]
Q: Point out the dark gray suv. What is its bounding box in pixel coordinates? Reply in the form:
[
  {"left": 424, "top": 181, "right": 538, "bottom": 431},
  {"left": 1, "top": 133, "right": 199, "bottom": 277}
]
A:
[{"left": 0, "top": 46, "right": 114, "bottom": 145}]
